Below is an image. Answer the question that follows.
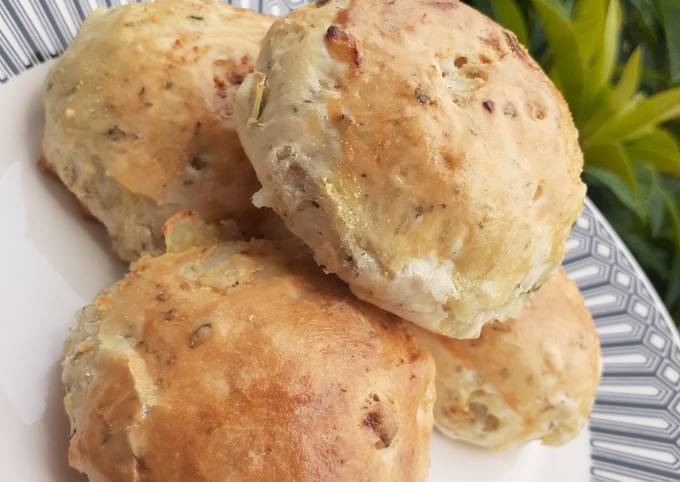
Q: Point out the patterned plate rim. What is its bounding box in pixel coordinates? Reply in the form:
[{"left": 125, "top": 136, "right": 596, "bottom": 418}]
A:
[
  {"left": 0, "top": 2, "right": 678, "bottom": 482},
  {"left": 583, "top": 199, "right": 678, "bottom": 346}
]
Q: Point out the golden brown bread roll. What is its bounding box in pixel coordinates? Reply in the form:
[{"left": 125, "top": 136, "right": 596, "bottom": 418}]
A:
[
  {"left": 62, "top": 213, "right": 435, "bottom": 482},
  {"left": 410, "top": 270, "right": 601, "bottom": 449},
  {"left": 43, "top": 0, "right": 276, "bottom": 261},
  {"left": 234, "top": 0, "right": 586, "bottom": 338}
]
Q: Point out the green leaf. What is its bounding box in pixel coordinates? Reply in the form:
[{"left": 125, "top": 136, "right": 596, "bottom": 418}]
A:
[
  {"left": 577, "top": 0, "right": 622, "bottom": 123},
  {"left": 666, "top": 261, "right": 680, "bottom": 312},
  {"left": 661, "top": 188, "right": 680, "bottom": 251},
  {"left": 657, "top": 0, "right": 680, "bottom": 84},
  {"left": 585, "top": 143, "right": 639, "bottom": 195},
  {"left": 626, "top": 129, "right": 680, "bottom": 175},
  {"left": 640, "top": 68, "right": 668, "bottom": 83},
  {"left": 579, "top": 86, "right": 616, "bottom": 135},
  {"left": 659, "top": 188, "right": 680, "bottom": 308},
  {"left": 590, "top": 0, "right": 623, "bottom": 93},
  {"left": 611, "top": 48, "right": 643, "bottom": 106},
  {"left": 587, "top": 87, "right": 680, "bottom": 144},
  {"left": 466, "top": 0, "right": 493, "bottom": 16},
  {"left": 635, "top": 162, "right": 658, "bottom": 213},
  {"left": 572, "top": 0, "right": 607, "bottom": 62},
  {"left": 584, "top": 165, "right": 644, "bottom": 219},
  {"left": 579, "top": 50, "right": 643, "bottom": 138},
  {"left": 629, "top": 0, "right": 659, "bottom": 44},
  {"left": 621, "top": 231, "right": 670, "bottom": 277},
  {"left": 530, "top": 0, "right": 584, "bottom": 112},
  {"left": 490, "top": 0, "right": 529, "bottom": 46},
  {"left": 649, "top": 188, "right": 666, "bottom": 236},
  {"left": 579, "top": 77, "right": 645, "bottom": 136}
]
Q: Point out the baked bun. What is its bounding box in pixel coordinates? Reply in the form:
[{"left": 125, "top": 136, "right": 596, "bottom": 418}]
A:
[
  {"left": 234, "top": 0, "right": 586, "bottom": 338},
  {"left": 409, "top": 270, "right": 600, "bottom": 449},
  {"left": 62, "top": 213, "right": 435, "bottom": 482},
  {"left": 43, "top": 0, "right": 275, "bottom": 261}
]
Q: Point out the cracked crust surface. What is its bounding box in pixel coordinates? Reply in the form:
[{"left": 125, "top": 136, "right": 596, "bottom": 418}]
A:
[
  {"left": 43, "top": 0, "right": 276, "bottom": 261},
  {"left": 409, "top": 270, "right": 601, "bottom": 449},
  {"left": 234, "top": 0, "right": 586, "bottom": 338},
  {"left": 62, "top": 214, "right": 435, "bottom": 482}
]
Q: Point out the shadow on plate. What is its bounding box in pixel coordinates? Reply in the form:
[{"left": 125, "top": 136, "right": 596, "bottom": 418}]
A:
[
  {"left": 44, "top": 362, "right": 87, "bottom": 482},
  {"left": 21, "top": 86, "right": 126, "bottom": 298}
]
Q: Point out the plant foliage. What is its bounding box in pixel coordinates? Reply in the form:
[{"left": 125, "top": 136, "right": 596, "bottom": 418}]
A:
[{"left": 466, "top": 0, "right": 680, "bottom": 325}]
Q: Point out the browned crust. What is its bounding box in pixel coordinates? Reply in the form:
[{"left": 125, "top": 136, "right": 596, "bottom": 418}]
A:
[
  {"left": 37, "top": 156, "right": 57, "bottom": 177},
  {"left": 441, "top": 270, "right": 600, "bottom": 413},
  {"left": 65, "top": 237, "right": 435, "bottom": 481},
  {"left": 325, "top": 25, "right": 363, "bottom": 74},
  {"left": 234, "top": 0, "right": 585, "bottom": 332}
]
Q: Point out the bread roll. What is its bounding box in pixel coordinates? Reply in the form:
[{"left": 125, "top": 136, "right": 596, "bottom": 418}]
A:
[
  {"left": 234, "top": 0, "right": 586, "bottom": 338},
  {"left": 410, "top": 270, "right": 600, "bottom": 449},
  {"left": 43, "top": 0, "right": 275, "bottom": 261},
  {"left": 62, "top": 213, "right": 435, "bottom": 482}
]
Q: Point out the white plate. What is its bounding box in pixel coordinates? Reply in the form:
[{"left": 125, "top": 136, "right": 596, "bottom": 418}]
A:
[{"left": 0, "top": 2, "right": 678, "bottom": 481}]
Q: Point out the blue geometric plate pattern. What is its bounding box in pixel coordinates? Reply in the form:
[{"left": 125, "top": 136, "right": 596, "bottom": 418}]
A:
[
  {"left": 0, "top": 1, "right": 678, "bottom": 481},
  {"left": 566, "top": 201, "right": 680, "bottom": 482}
]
